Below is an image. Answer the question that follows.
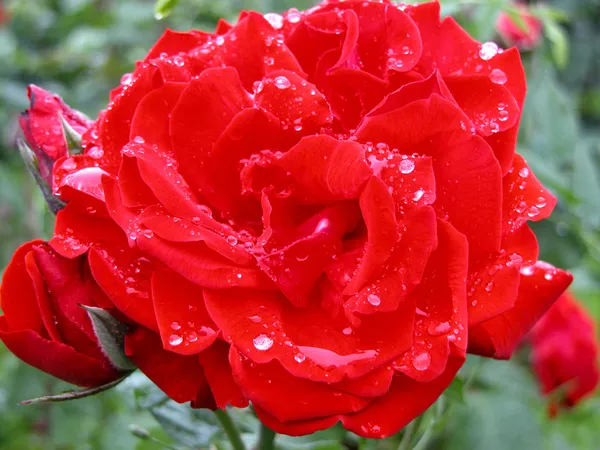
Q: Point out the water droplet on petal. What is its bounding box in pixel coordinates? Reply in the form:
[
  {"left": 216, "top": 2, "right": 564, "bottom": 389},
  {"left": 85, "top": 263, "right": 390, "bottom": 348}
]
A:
[
  {"left": 489, "top": 68, "right": 507, "bottom": 84},
  {"left": 264, "top": 13, "right": 284, "bottom": 29},
  {"left": 519, "top": 167, "right": 530, "bottom": 178},
  {"left": 253, "top": 334, "right": 273, "bottom": 351},
  {"left": 479, "top": 42, "right": 499, "bottom": 60},
  {"left": 248, "top": 315, "right": 262, "bottom": 324},
  {"left": 427, "top": 321, "right": 451, "bottom": 336},
  {"left": 413, "top": 351, "right": 431, "bottom": 371},
  {"left": 399, "top": 159, "right": 415, "bottom": 174},
  {"left": 273, "top": 75, "right": 291, "bottom": 90},
  {"left": 367, "top": 294, "right": 381, "bottom": 306},
  {"left": 294, "top": 352, "right": 306, "bottom": 363},
  {"left": 169, "top": 334, "right": 183, "bottom": 346},
  {"left": 171, "top": 321, "right": 181, "bottom": 330},
  {"left": 342, "top": 327, "right": 353, "bottom": 335}
]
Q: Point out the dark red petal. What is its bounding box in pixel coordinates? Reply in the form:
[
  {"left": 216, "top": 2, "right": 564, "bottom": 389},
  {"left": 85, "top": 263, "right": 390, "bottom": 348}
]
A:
[
  {"left": 170, "top": 67, "right": 253, "bottom": 198},
  {"left": 200, "top": 107, "right": 283, "bottom": 215},
  {"left": 335, "top": 365, "right": 394, "bottom": 398},
  {"left": 136, "top": 233, "right": 273, "bottom": 290},
  {"left": 118, "top": 155, "right": 158, "bottom": 208},
  {"left": 394, "top": 219, "right": 468, "bottom": 382},
  {"left": 0, "top": 317, "right": 118, "bottom": 387},
  {"left": 502, "top": 154, "right": 556, "bottom": 235},
  {"left": 0, "top": 241, "right": 45, "bottom": 334},
  {"left": 254, "top": 407, "right": 339, "bottom": 436},
  {"left": 468, "top": 262, "right": 572, "bottom": 359},
  {"left": 257, "top": 202, "right": 360, "bottom": 307},
  {"left": 88, "top": 246, "right": 157, "bottom": 331},
  {"left": 214, "top": 12, "right": 305, "bottom": 91},
  {"left": 51, "top": 201, "right": 128, "bottom": 259},
  {"left": 467, "top": 252, "right": 521, "bottom": 327},
  {"left": 343, "top": 206, "right": 437, "bottom": 320},
  {"left": 502, "top": 223, "right": 539, "bottom": 262},
  {"left": 274, "top": 135, "right": 371, "bottom": 204},
  {"left": 152, "top": 269, "right": 218, "bottom": 356},
  {"left": 255, "top": 70, "right": 333, "bottom": 137},
  {"left": 198, "top": 340, "right": 248, "bottom": 408},
  {"left": 344, "top": 176, "right": 397, "bottom": 294},
  {"left": 140, "top": 206, "right": 253, "bottom": 266},
  {"left": 230, "top": 347, "right": 370, "bottom": 422},
  {"left": 341, "top": 356, "right": 464, "bottom": 438},
  {"left": 130, "top": 82, "right": 187, "bottom": 150},
  {"left": 125, "top": 327, "right": 210, "bottom": 403},
  {"left": 204, "top": 288, "right": 414, "bottom": 383},
  {"left": 30, "top": 247, "right": 100, "bottom": 347},
  {"left": 122, "top": 141, "right": 204, "bottom": 220},
  {"left": 144, "top": 29, "right": 210, "bottom": 61},
  {"left": 100, "top": 63, "right": 160, "bottom": 171},
  {"left": 444, "top": 75, "right": 520, "bottom": 135}
]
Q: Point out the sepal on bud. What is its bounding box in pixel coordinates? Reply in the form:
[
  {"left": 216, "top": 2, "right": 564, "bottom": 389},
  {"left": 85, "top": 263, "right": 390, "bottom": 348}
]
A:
[
  {"left": 80, "top": 305, "right": 137, "bottom": 372},
  {"left": 17, "top": 138, "right": 66, "bottom": 215},
  {"left": 60, "top": 113, "right": 83, "bottom": 155}
]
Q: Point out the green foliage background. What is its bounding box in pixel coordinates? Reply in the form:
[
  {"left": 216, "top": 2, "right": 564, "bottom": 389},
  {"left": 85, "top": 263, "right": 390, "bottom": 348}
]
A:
[{"left": 0, "top": 0, "right": 598, "bottom": 448}]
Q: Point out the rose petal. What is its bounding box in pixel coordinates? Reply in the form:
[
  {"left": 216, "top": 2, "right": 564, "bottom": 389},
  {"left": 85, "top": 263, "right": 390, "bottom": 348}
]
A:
[
  {"left": 125, "top": 327, "right": 211, "bottom": 403},
  {"left": 230, "top": 347, "right": 370, "bottom": 422},
  {"left": 152, "top": 269, "right": 218, "bottom": 356},
  {"left": 468, "top": 262, "right": 572, "bottom": 359}
]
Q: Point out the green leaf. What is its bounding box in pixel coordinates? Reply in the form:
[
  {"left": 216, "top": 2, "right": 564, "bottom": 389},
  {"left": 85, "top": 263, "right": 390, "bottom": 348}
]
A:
[
  {"left": 572, "top": 141, "right": 600, "bottom": 228},
  {"left": 154, "top": 0, "right": 180, "bottom": 20},
  {"left": 82, "top": 305, "right": 136, "bottom": 372},
  {"left": 151, "top": 402, "right": 222, "bottom": 448},
  {"left": 443, "top": 377, "right": 465, "bottom": 404},
  {"left": 440, "top": 391, "right": 543, "bottom": 450}
]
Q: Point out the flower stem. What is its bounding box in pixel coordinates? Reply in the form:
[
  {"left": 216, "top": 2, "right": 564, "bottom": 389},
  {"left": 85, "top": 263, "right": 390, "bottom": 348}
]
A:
[
  {"left": 257, "top": 423, "right": 276, "bottom": 450},
  {"left": 397, "top": 416, "right": 419, "bottom": 450},
  {"left": 214, "top": 409, "right": 246, "bottom": 450}
]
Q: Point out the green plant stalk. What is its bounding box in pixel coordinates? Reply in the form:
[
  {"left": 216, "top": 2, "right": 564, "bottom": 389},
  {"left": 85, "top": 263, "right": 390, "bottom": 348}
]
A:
[
  {"left": 257, "top": 423, "right": 276, "bottom": 450},
  {"left": 214, "top": 409, "right": 247, "bottom": 450}
]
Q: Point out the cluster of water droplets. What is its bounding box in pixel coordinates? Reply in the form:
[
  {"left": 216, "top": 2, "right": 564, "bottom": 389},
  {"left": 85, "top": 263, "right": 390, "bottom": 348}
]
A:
[{"left": 168, "top": 318, "right": 214, "bottom": 348}]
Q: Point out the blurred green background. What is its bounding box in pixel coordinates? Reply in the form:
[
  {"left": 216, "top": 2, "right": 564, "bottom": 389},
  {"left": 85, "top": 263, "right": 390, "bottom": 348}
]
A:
[{"left": 0, "top": 0, "right": 599, "bottom": 449}]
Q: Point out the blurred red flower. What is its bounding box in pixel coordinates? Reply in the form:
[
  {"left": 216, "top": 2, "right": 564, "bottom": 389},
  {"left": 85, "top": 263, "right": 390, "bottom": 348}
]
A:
[
  {"left": 530, "top": 292, "right": 600, "bottom": 415},
  {"left": 1, "top": 0, "right": 572, "bottom": 438},
  {"left": 497, "top": 4, "right": 543, "bottom": 50}
]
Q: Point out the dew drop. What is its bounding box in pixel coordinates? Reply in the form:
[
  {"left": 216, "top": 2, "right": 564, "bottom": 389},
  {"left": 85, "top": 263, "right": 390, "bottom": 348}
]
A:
[
  {"left": 427, "top": 321, "right": 451, "bottom": 336},
  {"left": 399, "top": 159, "right": 415, "bottom": 174},
  {"left": 171, "top": 321, "right": 181, "bottom": 330},
  {"left": 187, "top": 331, "right": 198, "bottom": 343},
  {"left": 169, "top": 334, "right": 183, "bottom": 346},
  {"left": 294, "top": 353, "right": 306, "bottom": 363},
  {"left": 479, "top": 42, "right": 499, "bottom": 60},
  {"left": 484, "top": 281, "right": 494, "bottom": 292},
  {"left": 226, "top": 235, "right": 238, "bottom": 246},
  {"left": 264, "top": 13, "right": 284, "bottom": 29},
  {"left": 253, "top": 334, "right": 273, "bottom": 351},
  {"left": 412, "top": 351, "right": 431, "bottom": 371},
  {"left": 342, "top": 327, "right": 353, "bottom": 335},
  {"left": 273, "top": 75, "right": 291, "bottom": 89},
  {"left": 248, "top": 315, "right": 262, "bottom": 324},
  {"left": 367, "top": 294, "right": 381, "bottom": 306},
  {"left": 519, "top": 167, "right": 530, "bottom": 178},
  {"left": 489, "top": 68, "right": 507, "bottom": 84}
]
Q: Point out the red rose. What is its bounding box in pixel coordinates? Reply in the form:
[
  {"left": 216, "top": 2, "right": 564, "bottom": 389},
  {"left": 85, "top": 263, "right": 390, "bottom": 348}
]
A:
[
  {"left": 0, "top": 241, "right": 122, "bottom": 387},
  {"left": 497, "top": 4, "right": 543, "bottom": 50},
  {"left": 19, "top": 85, "right": 93, "bottom": 187},
  {"left": 530, "top": 292, "right": 600, "bottom": 415},
  {"left": 6, "top": 0, "right": 572, "bottom": 438}
]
